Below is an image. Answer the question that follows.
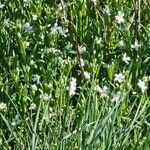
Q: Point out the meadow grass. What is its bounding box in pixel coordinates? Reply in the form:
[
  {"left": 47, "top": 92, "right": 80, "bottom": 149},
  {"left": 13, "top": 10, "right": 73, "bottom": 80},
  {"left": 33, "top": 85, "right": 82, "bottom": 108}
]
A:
[{"left": 0, "top": 0, "right": 150, "bottom": 149}]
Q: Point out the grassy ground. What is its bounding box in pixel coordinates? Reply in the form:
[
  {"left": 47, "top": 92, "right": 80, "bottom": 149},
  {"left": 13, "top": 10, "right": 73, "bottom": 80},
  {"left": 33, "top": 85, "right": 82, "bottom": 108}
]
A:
[{"left": 0, "top": 0, "right": 150, "bottom": 149}]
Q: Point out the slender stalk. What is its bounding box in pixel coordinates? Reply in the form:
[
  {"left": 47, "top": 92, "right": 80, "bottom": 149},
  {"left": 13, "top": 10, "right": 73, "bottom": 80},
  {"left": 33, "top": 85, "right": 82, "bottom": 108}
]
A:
[
  {"left": 138, "top": 0, "right": 141, "bottom": 34},
  {"left": 70, "top": 21, "right": 86, "bottom": 80}
]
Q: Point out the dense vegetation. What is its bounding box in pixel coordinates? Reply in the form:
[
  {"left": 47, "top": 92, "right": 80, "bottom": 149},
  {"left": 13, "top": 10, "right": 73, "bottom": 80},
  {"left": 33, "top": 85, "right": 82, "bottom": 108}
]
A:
[{"left": 0, "top": 0, "right": 150, "bottom": 149}]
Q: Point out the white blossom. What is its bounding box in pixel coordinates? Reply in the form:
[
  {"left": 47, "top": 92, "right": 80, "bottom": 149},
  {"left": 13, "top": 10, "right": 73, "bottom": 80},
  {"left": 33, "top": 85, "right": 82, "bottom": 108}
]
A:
[
  {"left": 29, "top": 103, "right": 36, "bottom": 110},
  {"left": 78, "top": 45, "right": 86, "bottom": 53},
  {"left": 40, "top": 93, "right": 51, "bottom": 100},
  {"left": 24, "top": 0, "right": 29, "bottom": 2},
  {"left": 114, "top": 73, "right": 125, "bottom": 83},
  {"left": 137, "top": 79, "right": 147, "bottom": 93},
  {"left": 143, "top": 76, "right": 150, "bottom": 82},
  {"left": 122, "top": 53, "right": 130, "bottom": 64},
  {"left": 46, "top": 47, "right": 60, "bottom": 53},
  {"left": 17, "top": 32, "right": 22, "bottom": 38},
  {"left": 3, "top": 19, "right": 10, "bottom": 27},
  {"left": 51, "top": 23, "right": 62, "bottom": 34},
  {"left": 94, "top": 85, "right": 109, "bottom": 98},
  {"left": 32, "top": 74, "right": 40, "bottom": 84},
  {"left": 104, "top": 6, "right": 111, "bottom": 16},
  {"left": 51, "top": 22, "right": 68, "bottom": 37},
  {"left": 12, "top": 115, "right": 21, "bottom": 126},
  {"left": 30, "top": 60, "right": 35, "bottom": 65},
  {"left": 111, "top": 91, "right": 121, "bottom": 102},
  {"left": 47, "top": 83, "right": 53, "bottom": 88},
  {"left": 31, "top": 84, "right": 38, "bottom": 91},
  {"left": 100, "top": 86, "right": 109, "bottom": 98},
  {"left": 94, "top": 85, "right": 101, "bottom": 92},
  {"left": 132, "top": 91, "right": 137, "bottom": 95},
  {"left": 118, "top": 40, "right": 125, "bottom": 47},
  {"left": 24, "top": 0, "right": 29, "bottom": 6},
  {"left": 115, "top": 11, "right": 124, "bottom": 24},
  {"left": 32, "top": 14, "right": 37, "bottom": 21},
  {"left": 58, "top": 1, "right": 66, "bottom": 10},
  {"left": 23, "top": 22, "right": 33, "bottom": 33},
  {"left": 95, "top": 37, "right": 102, "bottom": 44},
  {"left": 131, "top": 39, "right": 140, "bottom": 50},
  {"left": 84, "top": 71, "right": 90, "bottom": 80},
  {"left": 0, "top": 102, "right": 7, "bottom": 110},
  {"left": 69, "top": 77, "right": 77, "bottom": 96},
  {"left": 80, "top": 58, "right": 85, "bottom": 67},
  {"left": 91, "top": 0, "right": 97, "bottom": 5},
  {"left": 0, "top": 2, "right": 5, "bottom": 9}
]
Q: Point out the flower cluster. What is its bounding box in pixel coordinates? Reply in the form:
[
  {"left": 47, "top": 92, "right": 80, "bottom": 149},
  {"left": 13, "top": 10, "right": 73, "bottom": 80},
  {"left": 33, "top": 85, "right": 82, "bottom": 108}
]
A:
[{"left": 68, "top": 78, "right": 77, "bottom": 96}]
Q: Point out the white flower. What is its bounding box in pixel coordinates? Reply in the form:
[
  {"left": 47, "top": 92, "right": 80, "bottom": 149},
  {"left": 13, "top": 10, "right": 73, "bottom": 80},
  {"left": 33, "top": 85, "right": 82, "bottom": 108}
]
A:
[
  {"left": 39, "top": 93, "right": 50, "bottom": 100},
  {"left": 93, "top": 50, "right": 96, "bottom": 54},
  {"left": 12, "top": 121, "right": 16, "bottom": 126},
  {"left": 12, "top": 115, "right": 21, "bottom": 126},
  {"left": 58, "top": 1, "right": 66, "bottom": 10},
  {"left": 122, "top": 53, "right": 130, "bottom": 64},
  {"left": 137, "top": 79, "right": 147, "bottom": 93},
  {"left": 29, "top": 103, "right": 36, "bottom": 110},
  {"left": 0, "top": 3, "right": 5, "bottom": 9},
  {"left": 0, "top": 102, "right": 7, "bottom": 110},
  {"left": 30, "top": 60, "right": 37, "bottom": 68},
  {"left": 47, "top": 83, "right": 52, "bottom": 89},
  {"left": 132, "top": 91, "right": 137, "bottom": 95},
  {"left": 78, "top": 45, "right": 86, "bottom": 53},
  {"left": 51, "top": 23, "right": 62, "bottom": 34},
  {"left": 83, "top": 71, "right": 90, "bottom": 80},
  {"left": 114, "top": 73, "right": 125, "bottom": 83},
  {"left": 31, "top": 84, "right": 38, "bottom": 91},
  {"left": 69, "top": 77, "right": 77, "bottom": 96},
  {"left": 95, "top": 37, "right": 103, "bottom": 47},
  {"left": 118, "top": 40, "right": 125, "bottom": 47},
  {"left": 94, "top": 85, "right": 108, "bottom": 98},
  {"left": 41, "top": 34, "right": 44, "bottom": 40},
  {"left": 80, "top": 58, "right": 85, "bottom": 67},
  {"left": 104, "top": 5, "right": 111, "bottom": 16},
  {"left": 94, "top": 85, "right": 101, "bottom": 92},
  {"left": 115, "top": 11, "right": 124, "bottom": 24},
  {"left": 32, "top": 14, "right": 37, "bottom": 21},
  {"left": 3, "top": 19, "right": 10, "bottom": 27},
  {"left": 95, "top": 37, "right": 102, "bottom": 44},
  {"left": 23, "top": 22, "right": 33, "bottom": 33},
  {"left": 51, "top": 22, "right": 68, "bottom": 37},
  {"left": 131, "top": 39, "right": 140, "bottom": 50},
  {"left": 25, "top": 41, "right": 30, "bottom": 48},
  {"left": 32, "top": 74, "right": 40, "bottom": 84},
  {"left": 46, "top": 47, "right": 60, "bottom": 53},
  {"left": 143, "top": 76, "right": 149, "bottom": 82},
  {"left": 60, "top": 28, "right": 68, "bottom": 37},
  {"left": 112, "top": 91, "right": 121, "bottom": 102},
  {"left": 24, "top": 0, "right": 29, "bottom": 2},
  {"left": 91, "top": 0, "right": 97, "bottom": 5},
  {"left": 17, "top": 32, "right": 22, "bottom": 38},
  {"left": 24, "top": 0, "right": 29, "bottom": 6},
  {"left": 100, "top": 86, "right": 109, "bottom": 98},
  {"left": 30, "top": 60, "right": 35, "bottom": 65}
]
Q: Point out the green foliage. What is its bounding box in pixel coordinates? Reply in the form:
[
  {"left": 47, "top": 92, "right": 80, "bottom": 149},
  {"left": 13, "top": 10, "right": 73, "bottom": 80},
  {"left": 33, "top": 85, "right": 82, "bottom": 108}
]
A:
[{"left": 0, "top": 0, "right": 150, "bottom": 149}]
